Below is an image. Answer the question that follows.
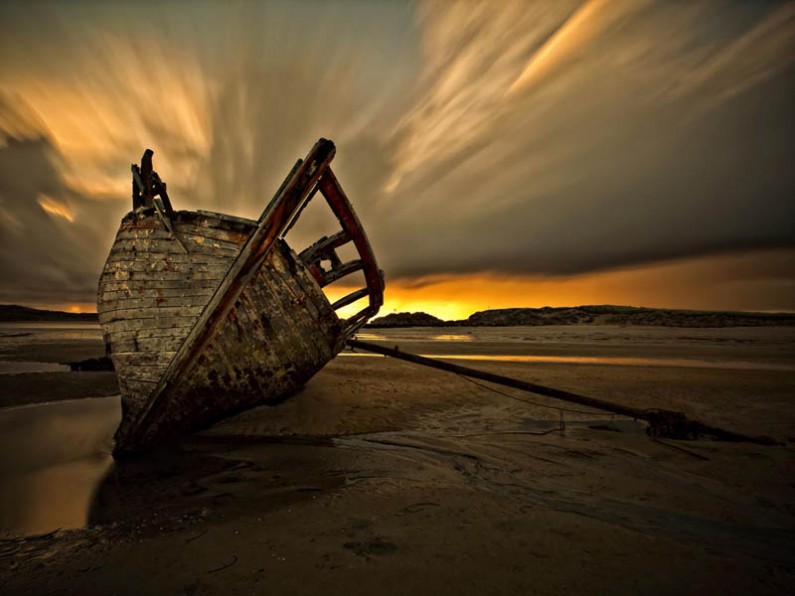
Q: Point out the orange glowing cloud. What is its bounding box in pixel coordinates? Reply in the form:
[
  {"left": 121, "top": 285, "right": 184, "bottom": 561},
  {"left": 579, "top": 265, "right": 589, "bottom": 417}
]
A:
[
  {"left": 507, "top": 0, "right": 645, "bottom": 96},
  {"left": 36, "top": 195, "right": 74, "bottom": 223}
]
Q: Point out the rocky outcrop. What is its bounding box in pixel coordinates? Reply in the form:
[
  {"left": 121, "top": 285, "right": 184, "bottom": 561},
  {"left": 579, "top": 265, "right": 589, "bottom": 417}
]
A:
[
  {"left": 466, "top": 307, "right": 594, "bottom": 326},
  {"left": 367, "top": 312, "right": 446, "bottom": 328}
]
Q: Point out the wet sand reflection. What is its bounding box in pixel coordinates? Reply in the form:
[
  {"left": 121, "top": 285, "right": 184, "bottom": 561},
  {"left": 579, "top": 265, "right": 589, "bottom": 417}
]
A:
[{"left": 0, "top": 397, "right": 119, "bottom": 535}]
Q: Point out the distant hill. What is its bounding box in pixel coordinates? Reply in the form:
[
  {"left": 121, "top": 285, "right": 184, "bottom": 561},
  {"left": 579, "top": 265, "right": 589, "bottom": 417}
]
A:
[
  {"left": 367, "top": 306, "right": 795, "bottom": 328},
  {"left": 0, "top": 304, "right": 98, "bottom": 322},
  {"left": 368, "top": 312, "right": 446, "bottom": 328},
  {"left": 3, "top": 303, "right": 792, "bottom": 328}
]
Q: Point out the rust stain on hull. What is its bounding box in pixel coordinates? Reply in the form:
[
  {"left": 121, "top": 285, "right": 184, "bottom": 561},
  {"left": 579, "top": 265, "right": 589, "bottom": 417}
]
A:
[{"left": 97, "top": 139, "right": 384, "bottom": 456}]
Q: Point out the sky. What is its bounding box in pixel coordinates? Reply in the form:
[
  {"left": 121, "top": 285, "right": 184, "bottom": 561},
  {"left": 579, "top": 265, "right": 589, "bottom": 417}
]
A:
[{"left": 0, "top": 0, "right": 793, "bottom": 319}]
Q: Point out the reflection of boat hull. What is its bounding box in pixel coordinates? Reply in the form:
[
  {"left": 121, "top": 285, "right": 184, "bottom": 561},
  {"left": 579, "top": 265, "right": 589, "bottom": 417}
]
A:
[{"left": 97, "top": 139, "right": 383, "bottom": 455}]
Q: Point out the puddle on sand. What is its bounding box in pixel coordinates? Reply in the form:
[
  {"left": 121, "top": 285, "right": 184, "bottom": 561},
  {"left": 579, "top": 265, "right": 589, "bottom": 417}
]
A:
[
  {"left": 430, "top": 334, "right": 472, "bottom": 342},
  {"left": 0, "top": 361, "right": 71, "bottom": 374},
  {"left": 340, "top": 352, "right": 793, "bottom": 371},
  {"left": 0, "top": 396, "right": 120, "bottom": 536},
  {"left": 353, "top": 332, "right": 387, "bottom": 341},
  {"left": 425, "top": 354, "right": 795, "bottom": 371},
  {"left": 0, "top": 322, "right": 102, "bottom": 341},
  {"left": 0, "top": 396, "right": 347, "bottom": 537}
]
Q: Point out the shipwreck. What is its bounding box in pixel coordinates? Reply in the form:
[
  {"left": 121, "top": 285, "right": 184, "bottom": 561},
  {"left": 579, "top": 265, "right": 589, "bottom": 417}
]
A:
[{"left": 98, "top": 139, "right": 383, "bottom": 455}]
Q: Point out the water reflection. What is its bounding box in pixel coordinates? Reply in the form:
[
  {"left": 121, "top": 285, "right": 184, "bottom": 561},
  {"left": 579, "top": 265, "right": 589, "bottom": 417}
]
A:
[
  {"left": 0, "top": 361, "right": 71, "bottom": 374},
  {"left": 340, "top": 352, "right": 794, "bottom": 371},
  {"left": 0, "top": 394, "right": 346, "bottom": 536},
  {"left": 0, "top": 323, "right": 103, "bottom": 342},
  {"left": 430, "top": 334, "right": 472, "bottom": 342},
  {"left": 0, "top": 396, "right": 119, "bottom": 535},
  {"left": 353, "top": 332, "right": 387, "bottom": 341}
]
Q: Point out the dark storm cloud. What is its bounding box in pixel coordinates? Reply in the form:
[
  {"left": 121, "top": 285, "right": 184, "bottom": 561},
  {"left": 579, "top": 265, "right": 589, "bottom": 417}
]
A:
[
  {"left": 0, "top": 100, "right": 124, "bottom": 304},
  {"left": 0, "top": 0, "right": 793, "bottom": 307},
  {"left": 367, "top": 1, "right": 795, "bottom": 279},
  {"left": 374, "top": 67, "right": 795, "bottom": 278}
]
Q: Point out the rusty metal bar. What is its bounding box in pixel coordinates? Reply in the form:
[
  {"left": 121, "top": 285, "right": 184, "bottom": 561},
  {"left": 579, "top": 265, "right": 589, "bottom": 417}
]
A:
[
  {"left": 332, "top": 288, "right": 369, "bottom": 311},
  {"left": 317, "top": 169, "right": 384, "bottom": 333},
  {"left": 322, "top": 260, "right": 363, "bottom": 286},
  {"left": 299, "top": 230, "right": 351, "bottom": 262}
]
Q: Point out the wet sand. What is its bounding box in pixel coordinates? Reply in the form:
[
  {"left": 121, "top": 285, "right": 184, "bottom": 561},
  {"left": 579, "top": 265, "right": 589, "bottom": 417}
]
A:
[
  {"left": 0, "top": 323, "right": 118, "bottom": 408},
  {"left": 1, "top": 325, "right": 794, "bottom": 594}
]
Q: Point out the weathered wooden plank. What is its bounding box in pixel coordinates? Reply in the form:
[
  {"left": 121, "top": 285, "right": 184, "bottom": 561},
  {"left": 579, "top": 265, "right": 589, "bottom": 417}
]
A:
[
  {"left": 114, "top": 230, "right": 246, "bottom": 253},
  {"left": 102, "top": 260, "right": 232, "bottom": 274},
  {"left": 112, "top": 350, "right": 177, "bottom": 367},
  {"left": 103, "top": 270, "right": 228, "bottom": 282},
  {"left": 100, "top": 279, "right": 220, "bottom": 292},
  {"left": 174, "top": 223, "right": 251, "bottom": 245},
  {"left": 109, "top": 241, "right": 190, "bottom": 256},
  {"left": 105, "top": 326, "right": 196, "bottom": 342},
  {"left": 117, "top": 378, "right": 157, "bottom": 405},
  {"left": 189, "top": 210, "right": 257, "bottom": 228},
  {"left": 178, "top": 229, "right": 249, "bottom": 248},
  {"left": 123, "top": 367, "right": 171, "bottom": 384},
  {"left": 107, "top": 249, "right": 237, "bottom": 264},
  {"left": 257, "top": 260, "right": 322, "bottom": 363},
  {"left": 279, "top": 260, "right": 340, "bottom": 356},
  {"left": 114, "top": 229, "right": 179, "bottom": 243},
  {"left": 118, "top": 376, "right": 157, "bottom": 390},
  {"left": 109, "top": 234, "right": 195, "bottom": 249},
  {"left": 108, "top": 334, "right": 187, "bottom": 353},
  {"left": 99, "top": 305, "right": 205, "bottom": 323},
  {"left": 239, "top": 272, "right": 293, "bottom": 375},
  {"left": 101, "top": 315, "right": 199, "bottom": 333},
  {"left": 268, "top": 261, "right": 327, "bottom": 360},
  {"left": 99, "top": 287, "right": 216, "bottom": 301},
  {"left": 114, "top": 222, "right": 248, "bottom": 245},
  {"left": 272, "top": 245, "right": 326, "bottom": 322},
  {"left": 100, "top": 295, "right": 213, "bottom": 313}
]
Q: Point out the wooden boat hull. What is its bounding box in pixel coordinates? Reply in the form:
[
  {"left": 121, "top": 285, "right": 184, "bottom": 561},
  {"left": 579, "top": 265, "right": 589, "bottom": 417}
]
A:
[
  {"left": 99, "top": 211, "right": 342, "bottom": 449},
  {"left": 98, "top": 139, "right": 383, "bottom": 455}
]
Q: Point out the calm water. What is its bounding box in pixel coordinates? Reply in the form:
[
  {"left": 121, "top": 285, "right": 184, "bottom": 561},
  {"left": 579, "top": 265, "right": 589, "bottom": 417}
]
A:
[
  {"left": 0, "top": 397, "right": 120, "bottom": 535},
  {"left": 340, "top": 352, "right": 795, "bottom": 371},
  {"left": 0, "top": 322, "right": 103, "bottom": 343}
]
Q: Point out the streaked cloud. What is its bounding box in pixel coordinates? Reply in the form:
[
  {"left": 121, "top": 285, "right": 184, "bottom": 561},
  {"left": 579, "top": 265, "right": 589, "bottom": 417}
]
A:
[
  {"left": 36, "top": 195, "right": 74, "bottom": 223},
  {"left": 0, "top": 0, "right": 792, "bottom": 312}
]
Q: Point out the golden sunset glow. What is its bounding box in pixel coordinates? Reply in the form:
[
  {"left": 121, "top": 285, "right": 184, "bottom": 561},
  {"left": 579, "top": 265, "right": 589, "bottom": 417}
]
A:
[
  {"left": 328, "top": 248, "right": 795, "bottom": 320},
  {"left": 36, "top": 196, "right": 74, "bottom": 223},
  {"left": 0, "top": 1, "right": 792, "bottom": 314},
  {"left": 507, "top": 0, "right": 634, "bottom": 96},
  {"left": 33, "top": 303, "right": 96, "bottom": 314}
]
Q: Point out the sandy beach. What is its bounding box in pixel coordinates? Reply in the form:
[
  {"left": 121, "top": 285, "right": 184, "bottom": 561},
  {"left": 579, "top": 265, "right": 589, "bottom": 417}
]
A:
[{"left": 1, "top": 324, "right": 793, "bottom": 594}]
